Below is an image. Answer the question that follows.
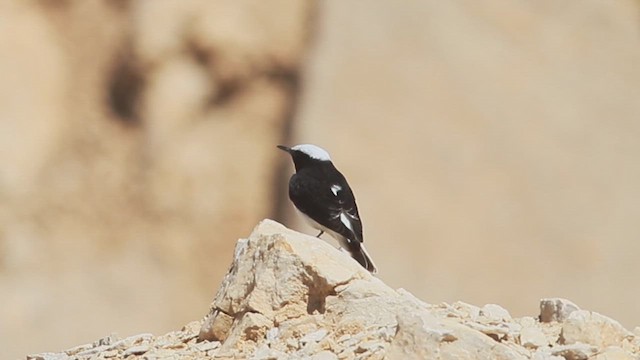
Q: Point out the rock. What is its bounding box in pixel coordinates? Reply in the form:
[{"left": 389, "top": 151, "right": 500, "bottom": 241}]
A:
[
  {"left": 530, "top": 350, "right": 565, "bottom": 360},
  {"left": 64, "top": 343, "right": 94, "bottom": 356},
  {"left": 519, "top": 317, "right": 549, "bottom": 349},
  {"left": 593, "top": 346, "right": 637, "bottom": 360},
  {"left": 194, "top": 340, "right": 220, "bottom": 352},
  {"left": 551, "top": 343, "right": 597, "bottom": 360},
  {"left": 480, "top": 304, "right": 512, "bottom": 322},
  {"left": 540, "top": 298, "right": 581, "bottom": 323},
  {"left": 443, "top": 301, "right": 482, "bottom": 320},
  {"left": 123, "top": 333, "right": 154, "bottom": 345},
  {"left": 199, "top": 310, "right": 234, "bottom": 342},
  {"left": 311, "top": 350, "right": 338, "bottom": 360},
  {"left": 357, "top": 340, "right": 386, "bottom": 353},
  {"left": 122, "top": 344, "right": 150, "bottom": 356},
  {"left": 94, "top": 333, "right": 120, "bottom": 347},
  {"left": 465, "top": 321, "right": 511, "bottom": 341},
  {"left": 300, "top": 329, "right": 328, "bottom": 345},
  {"left": 388, "top": 311, "right": 525, "bottom": 360},
  {"left": 75, "top": 344, "right": 113, "bottom": 357},
  {"left": 251, "top": 344, "right": 272, "bottom": 360},
  {"left": 286, "top": 337, "right": 300, "bottom": 350},
  {"left": 199, "top": 219, "right": 537, "bottom": 359},
  {"left": 243, "top": 312, "right": 274, "bottom": 342},
  {"left": 27, "top": 220, "right": 640, "bottom": 360},
  {"left": 100, "top": 349, "right": 119, "bottom": 358},
  {"left": 27, "top": 354, "right": 70, "bottom": 360},
  {"left": 560, "top": 310, "right": 634, "bottom": 348},
  {"left": 266, "top": 327, "right": 280, "bottom": 343}
]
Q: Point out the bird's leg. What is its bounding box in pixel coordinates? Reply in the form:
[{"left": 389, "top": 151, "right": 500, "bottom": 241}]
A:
[{"left": 316, "top": 230, "right": 324, "bottom": 238}]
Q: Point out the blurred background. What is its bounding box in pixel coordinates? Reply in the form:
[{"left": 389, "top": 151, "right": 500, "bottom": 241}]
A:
[{"left": 1, "top": 0, "right": 639, "bottom": 358}]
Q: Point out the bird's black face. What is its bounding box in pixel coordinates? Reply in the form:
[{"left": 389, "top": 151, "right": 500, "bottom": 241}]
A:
[{"left": 277, "top": 145, "right": 321, "bottom": 172}]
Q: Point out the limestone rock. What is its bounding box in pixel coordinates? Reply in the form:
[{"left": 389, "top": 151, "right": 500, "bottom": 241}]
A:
[
  {"left": 28, "top": 220, "right": 639, "bottom": 360},
  {"left": 560, "top": 310, "right": 634, "bottom": 348},
  {"left": 201, "top": 219, "right": 540, "bottom": 359},
  {"left": 26, "top": 354, "right": 70, "bottom": 360},
  {"left": 480, "top": 304, "right": 512, "bottom": 322},
  {"left": 199, "top": 310, "right": 234, "bottom": 342},
  {"left": 519, "top": 317, "right": 549, "bottom": 349},
  {"left": 540, "top": 298, "right": 581, "bottom": 323},
  {"left": 122, "top": 345, "right": 150, "bottom": 357},
  {"left": 551, "top": 343, "right": 597, "bottom": 360},
  {"left": 594, "top": 347, "right": 637, "bottom": 360},
  {"left": 388, "top": 311, "right": 525, "bottom": 360}
]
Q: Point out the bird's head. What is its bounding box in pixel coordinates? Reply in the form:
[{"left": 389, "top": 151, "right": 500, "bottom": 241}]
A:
[{"left": 277, "top": 144, "right": 332, "bottom": 171}]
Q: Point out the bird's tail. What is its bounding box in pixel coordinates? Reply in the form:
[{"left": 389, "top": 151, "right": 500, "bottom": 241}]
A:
[{"left": 348, "top": 243, "right": 378, "bottom": 274}]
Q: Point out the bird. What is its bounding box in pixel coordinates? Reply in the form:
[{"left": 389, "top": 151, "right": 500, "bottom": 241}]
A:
[{"left": 277, "top": 144, "right": 377, "bottom": 273}]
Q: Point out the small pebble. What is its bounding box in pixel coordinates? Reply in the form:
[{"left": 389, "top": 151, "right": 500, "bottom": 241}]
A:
[
  {"left": 286, "top": 338, "right": 299, "bottom": 349},
  {"left": 76, "top": 345, "right": 113, "bottom": 357},
  {"left": 300, "top": 329, "right": 328, "bottom": 344},
  {"left": 94, "top": 334, "right": 119, "bottom": 347},
  {"left": 311, "top": 350, "right": 338, "bottom": 360},
  {"left": 27, "top": 353, "right": 70, "bottom": 360},
  {"left": 357, "top": 340, "right": 385, "bottom": 353},
  {"left": 123, "top": 344, "right": 150, "bottom": 356},
  {"left": 101, "top": 349, "right": 119, "bottom": 358},
  {"left": 251, "top": 344, "right": 271, "bottom": 360},
  {"left": 480, "top": 304, "right": 511, "bottom": 322},
  {"left": 64, "top": 343, "right": 93, "bottom": 355},
  {"left": 194, "top": 340, "right": 220, "bottom": 352},
  {"left": 266, "top": 327, "right": 280, "bottom": 342}
]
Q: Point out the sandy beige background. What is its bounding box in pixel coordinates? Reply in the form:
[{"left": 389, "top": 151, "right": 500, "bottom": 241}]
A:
[
  {"left": 1, "top": 1, "right": 639, "bottom": 358},
  {"left": 293, "top": 0, "right": 640, "bottom": 327}
]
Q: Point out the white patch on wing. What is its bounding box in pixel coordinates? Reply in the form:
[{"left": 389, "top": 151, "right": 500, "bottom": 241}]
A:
[
  {"left": 331, "top": 184, "right": 342, "bottom": 196},
  {"left": 340, "top": 212, "right": 353, "bottom": 232}
]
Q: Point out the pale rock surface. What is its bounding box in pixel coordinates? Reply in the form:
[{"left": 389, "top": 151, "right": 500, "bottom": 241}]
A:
[
  {"left": 519, "top": 317, "right": 551, "bottom": 349},
  {"left": 560, "top": 310, "right": 635, "bottom": 348},
  {"left": 29, "top": 220, "right": 640, "bottom": 359},
  {"left": 540, "top": 298, "right": 582, "bottom": 323}
]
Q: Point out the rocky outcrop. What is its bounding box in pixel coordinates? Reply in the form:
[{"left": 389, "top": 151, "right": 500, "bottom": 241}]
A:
[{"left": 29, "top": 220, "right": 640, "bottom": 359}]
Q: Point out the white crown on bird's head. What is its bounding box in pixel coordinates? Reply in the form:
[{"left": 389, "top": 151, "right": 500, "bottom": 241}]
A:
[{"left": 290, "top": 144, "right": 332, "bottom": 161}]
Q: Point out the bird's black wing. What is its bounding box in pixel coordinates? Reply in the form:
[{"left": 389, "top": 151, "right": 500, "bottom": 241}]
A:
[{"left": 289, "top": 168, "right": 364, "bottom": 243}]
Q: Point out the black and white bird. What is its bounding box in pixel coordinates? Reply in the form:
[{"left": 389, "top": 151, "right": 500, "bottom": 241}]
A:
[{"left": 277, "top": 144, "right": 377, "bottom": 273}]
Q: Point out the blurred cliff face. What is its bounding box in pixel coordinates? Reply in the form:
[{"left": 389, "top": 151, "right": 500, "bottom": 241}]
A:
[
  {"left": 2, "top": 0, "right": 640, "bottom": 358},
  {"left": 0, "top": 0, "right": 313, "bottom": 357}
]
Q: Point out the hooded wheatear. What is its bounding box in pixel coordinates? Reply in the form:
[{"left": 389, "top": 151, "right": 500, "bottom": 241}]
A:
[{"left": 278, "top": 144, "right": 377, "bottom": 273}]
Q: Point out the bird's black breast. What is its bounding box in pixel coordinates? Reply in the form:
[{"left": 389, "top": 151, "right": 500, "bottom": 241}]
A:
[{"left": 288, "top": 163, "right": 364, "bottom": 243}]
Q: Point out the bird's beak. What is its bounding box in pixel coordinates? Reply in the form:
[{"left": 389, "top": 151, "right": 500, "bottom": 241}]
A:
[{"left": 277, "top": 145, "right": 291, "bottom": 153}]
